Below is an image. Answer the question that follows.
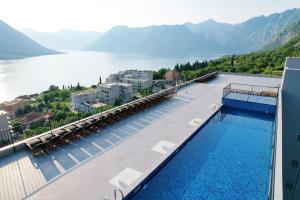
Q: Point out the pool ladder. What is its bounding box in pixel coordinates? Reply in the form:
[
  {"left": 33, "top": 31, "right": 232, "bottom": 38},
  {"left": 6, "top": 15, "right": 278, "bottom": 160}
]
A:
[{"left": 103, "top": 188, "right": 124, "bottom": 200}]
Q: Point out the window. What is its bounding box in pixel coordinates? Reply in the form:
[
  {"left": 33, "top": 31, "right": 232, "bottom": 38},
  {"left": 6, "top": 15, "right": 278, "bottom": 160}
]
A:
[
  {"left": 286, "top": 182, "right": 294, "bottom": 190},
  {"left": 291, "top": 160, "right": 299, "bottom": 168},
  {"left": 297, "top": 134, "right": 300, "bottom": 142}
]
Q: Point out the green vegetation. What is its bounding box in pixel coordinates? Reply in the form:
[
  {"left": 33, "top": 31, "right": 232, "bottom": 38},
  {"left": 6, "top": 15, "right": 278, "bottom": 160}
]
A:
[
  {"left": 21, "top": 112, "right": 90, "bottom": 139},
  {"left": 113, "top": 97, "right": 122, "bottom": 106},
  {"left": 0, "top": 139, "right": 10, "bottom": 147},
  {"left": 94, "top": 104, "right": 114, "bottom": 113},
  {"left": 14, "top": 84, "right": 115, "bottom": 140},
  {"left": 153, "top": 68, "right": 169, "bottom": 80},
  {"left": 32, "top": 83, "right": 85, "bottom": 117},
  {"left": 174, "top": 34, "right": 300, "bottom": 80},
  {"left": 139, "top": 88, "right": 153, "bottom": 97}
]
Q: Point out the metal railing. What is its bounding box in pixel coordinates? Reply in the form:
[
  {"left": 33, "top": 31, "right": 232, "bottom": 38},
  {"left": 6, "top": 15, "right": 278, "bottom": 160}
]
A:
[
  {"left": 223, "top": 83, "right": 279, "bottom": 103},
  {"left": 0, "top": 116, "right": 79, "bottom": 149},
  {"left": 114, "top": 188, "right": 124, "bottom": 200},
  {"left": 220, "top": 71, "right": 282, "bottom": 79},
  {"left": 0, "top": 71, "right": 219, "bottom": 152}
]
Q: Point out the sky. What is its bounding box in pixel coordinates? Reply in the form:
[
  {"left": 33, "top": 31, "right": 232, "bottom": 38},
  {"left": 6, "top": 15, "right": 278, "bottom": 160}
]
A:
[{"left": 0, "top": 0, "right": 300, "bottom": 32}]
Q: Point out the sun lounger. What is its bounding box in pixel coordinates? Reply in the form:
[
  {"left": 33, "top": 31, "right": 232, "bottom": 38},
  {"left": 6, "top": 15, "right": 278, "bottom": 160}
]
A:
[{"left": 25, "top": 138, "right": 46, "bottom": 157}]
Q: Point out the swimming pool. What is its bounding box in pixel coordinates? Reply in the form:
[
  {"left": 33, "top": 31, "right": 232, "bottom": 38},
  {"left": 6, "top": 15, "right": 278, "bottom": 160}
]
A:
[{"left": 127, "top": 106, "right": 275, "bottom": 200}]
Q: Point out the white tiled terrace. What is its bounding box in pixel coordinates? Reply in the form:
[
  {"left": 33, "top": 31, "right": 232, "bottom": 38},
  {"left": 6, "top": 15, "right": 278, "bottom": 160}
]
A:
[{"left": 0, "top": 74, "right": 281, "bottom": 200}]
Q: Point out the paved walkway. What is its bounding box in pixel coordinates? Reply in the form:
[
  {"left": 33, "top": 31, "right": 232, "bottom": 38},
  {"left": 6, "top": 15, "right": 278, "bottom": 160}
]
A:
[{"left": 0, "top": 74, "right": 281, "bottom": 200}]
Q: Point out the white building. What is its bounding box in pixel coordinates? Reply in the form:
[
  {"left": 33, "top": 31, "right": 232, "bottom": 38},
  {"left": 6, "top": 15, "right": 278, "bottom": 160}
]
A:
[
  {"left": 0, "top": 98, "right": 31, "bottom": 118},
  {"left": 0, "top": 110, "right": 11, "bottom": 143},
  {"left": 71, "top": 90, "right": 97, "bottom": 113},
  {"left": 97, "top": 83, "right": 134, "bottom": 104},
  {"left": 106, "top": 70, "right": 153, "bottom": 92}
]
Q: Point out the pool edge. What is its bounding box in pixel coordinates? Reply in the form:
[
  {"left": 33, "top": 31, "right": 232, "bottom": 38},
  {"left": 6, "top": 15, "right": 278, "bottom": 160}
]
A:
[{"left": 124, "top": 105, "right": 223, "bottom": 200}]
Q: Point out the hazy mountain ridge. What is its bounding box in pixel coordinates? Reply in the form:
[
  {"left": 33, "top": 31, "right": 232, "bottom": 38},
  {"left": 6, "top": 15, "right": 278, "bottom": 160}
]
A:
[
  {"left": 2, "top": 8, "right": 300, "bottom": 59},
  {"left": 87, "top": 8, "right": 300, "bottom": 57},
  {"left": 86, "top": 24, "right": 224, "bottom": 57},
  {"left": 219, "top": 8, "right": 300, "bottom": 52},
  {"left": 184, "top": 19, "right": 233, "bottom": 43},
  {"left": 0, "top": 20, "right": 59, "bottom": 59},
  {"left": 21, "top": 29, "right": 102, "bottom": 50},
  {"left": 264, "top": 19, "right": 300, "bottom": 49}
]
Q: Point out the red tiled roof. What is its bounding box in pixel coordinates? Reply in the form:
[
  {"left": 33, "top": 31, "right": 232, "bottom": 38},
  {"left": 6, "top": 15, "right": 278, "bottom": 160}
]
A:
[{"left": 19, "top": 112, "right": 43, "bottom": 123}]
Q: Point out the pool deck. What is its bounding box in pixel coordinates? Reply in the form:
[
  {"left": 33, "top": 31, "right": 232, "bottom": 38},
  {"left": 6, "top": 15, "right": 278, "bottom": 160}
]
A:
[{"left": 0, "top": 74, "right": 281, "bottom": 200}]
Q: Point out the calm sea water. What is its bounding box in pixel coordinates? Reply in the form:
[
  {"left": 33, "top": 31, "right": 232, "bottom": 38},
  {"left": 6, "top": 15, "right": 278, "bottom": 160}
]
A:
[{"left": 0, "top": 51, "right": 214, "bottom": 102}]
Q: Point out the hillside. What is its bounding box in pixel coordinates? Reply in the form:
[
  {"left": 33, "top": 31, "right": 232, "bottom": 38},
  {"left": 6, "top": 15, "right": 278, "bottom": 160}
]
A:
[
  {"left": 21, "top": 29, "right": 102, "bottom": 50},
  {"left": 86, "top": 25, "right": 222, "bottom": 57},
  {"left": 185, "top": 19, "right": 233, "bottom": 34},
  {"left": 174, "top": 33, "right": 300, "bottom": 80},
  {"left": 214, "top": 8, "right": 300, "bottom": 53},
  {"left": 0, "top": 20, "right": 59, "bottom": 59},
  {"left": 87, "top": 8, "right": 300, "bottom": 57},
  {"left": 264, "top": 20, "right": 300, "bottom": 49}
]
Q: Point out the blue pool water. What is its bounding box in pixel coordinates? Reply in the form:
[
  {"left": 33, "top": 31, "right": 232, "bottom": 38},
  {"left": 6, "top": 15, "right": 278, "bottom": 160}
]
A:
[{"left": 129, "top": 107, "right": 275, "bottom": 200}]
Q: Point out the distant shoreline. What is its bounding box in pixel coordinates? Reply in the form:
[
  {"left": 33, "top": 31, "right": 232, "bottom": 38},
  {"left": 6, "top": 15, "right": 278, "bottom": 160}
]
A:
[{"left": 0, "top": 51, "right": 213, "bottom": 103}]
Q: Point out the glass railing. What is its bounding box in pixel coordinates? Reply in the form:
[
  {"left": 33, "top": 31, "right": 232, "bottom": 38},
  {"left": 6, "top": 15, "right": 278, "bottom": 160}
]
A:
[{"left": 0, "top": 71, "right": 219, "bottom": 152}]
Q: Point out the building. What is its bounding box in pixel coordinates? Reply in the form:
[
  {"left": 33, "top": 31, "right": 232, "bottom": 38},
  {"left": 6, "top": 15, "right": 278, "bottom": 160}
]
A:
[
  {"left": 0, "top": 72, "right": 284, "bottom": 200},
  {"left": 280, "top": 57, "right": 300, "bottom": 199},
  {"left": 71, "top": 90, "right": 97, "bottom": 113},
  {"left": 164, "top": 70, "right": 180, "bottom": 81},
  {"left": 106, "top": 70, "right": 153, "bottom": 92},
  {"left": 165, "top": 70, "right": 181, "bottom": 85},
  {"left": 97, "top": 83, "right": 134, "bottom": 104},
  {"left": 0, "top": 98, "right": 31, "bottom": 118},
  {"left": 105, "top": 73, "right": 119, "bottom": 83},
  {"left": 0, "top": 110, "right": 11, "bottom": 143},
  {"left": 15, "top": 111, "right": 48, "bottom": 129},
  {"left": 3, "top": 61, "right": 300, "bottom": 200},
  {"left": 17, "top": 111, "right": 44, "bottom": 124}
]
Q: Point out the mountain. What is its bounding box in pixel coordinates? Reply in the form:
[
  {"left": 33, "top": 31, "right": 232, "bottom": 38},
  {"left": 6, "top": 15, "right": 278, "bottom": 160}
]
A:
[
  {"left": 86, "top": 25, "right": 222, "bottom": 57},
  {"left": 211, "top": 32, "right": 300, "bottom": 76},
  {"left": 216, "top": 8, "right": 300, "bottom": 53},
  {"left": 0, "top": 20, "right": 59, "bottom": 59},
  {"left": 177, "top": 32, "right": 300, "bottom": 81},
  {"left": 87, "top": 8, "right": 300, "bottom": 57},
  {"left": 184, "top": 19, "right": 233, "bottom": 43},
  {"left": 264, "top": 19, "right": 300, "bottom": 49},
  {"left": 21, "top": 29, "right": 102, "bottom": 50},
  {"left": 185, "top": 19, "right": 233, "bottom": 33}
]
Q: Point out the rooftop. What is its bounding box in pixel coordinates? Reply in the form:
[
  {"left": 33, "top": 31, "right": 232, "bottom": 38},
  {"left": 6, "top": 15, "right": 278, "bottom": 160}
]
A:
[
  {"left": 99, "top": 82, "right": 132, "bottom": 87},
  {"left": 285, "top": 57, "right": 300, "bottom": 70},
  {"left": 0, "top": 74, "right": 281, "bottom": 200},
  {"left": 0, "top": 98, "right": 31, "bottom": 105},
  {"left": 72, "top": 89, "right": 96, "bottom": 96}
]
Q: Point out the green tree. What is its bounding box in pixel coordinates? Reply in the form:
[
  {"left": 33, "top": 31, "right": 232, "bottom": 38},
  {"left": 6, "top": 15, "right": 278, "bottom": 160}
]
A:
[
  {"left": 114, "top": 96, "right": 122, "bottom": 106},
  {"left": 49, "top": 85, "right": 59, "bottom": 91},
  {"left": 231, "top": 55, "right": 235, "bottom": 67},
  {"left": 153, "top": 68, "right": 169, "bottom": 80}
]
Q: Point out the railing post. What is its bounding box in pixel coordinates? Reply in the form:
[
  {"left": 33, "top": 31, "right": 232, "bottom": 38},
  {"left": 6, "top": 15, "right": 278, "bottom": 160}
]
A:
[{"left": 11, "top": 129, "right": 16, "bottom": 152}]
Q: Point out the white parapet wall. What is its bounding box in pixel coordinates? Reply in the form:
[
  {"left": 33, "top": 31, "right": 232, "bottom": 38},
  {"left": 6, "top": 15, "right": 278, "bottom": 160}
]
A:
[{"left": 281, "top": 57, "right": 300, "bottom": 200}]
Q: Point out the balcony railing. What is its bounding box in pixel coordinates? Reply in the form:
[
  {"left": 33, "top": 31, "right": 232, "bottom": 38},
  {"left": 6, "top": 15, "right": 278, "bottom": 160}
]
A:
[
  {"left": 223, "top": 83, "right": 279, "bottom": 101},
  {"left": 0, "top": 71, "right": 219, "bottom": 152}
]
